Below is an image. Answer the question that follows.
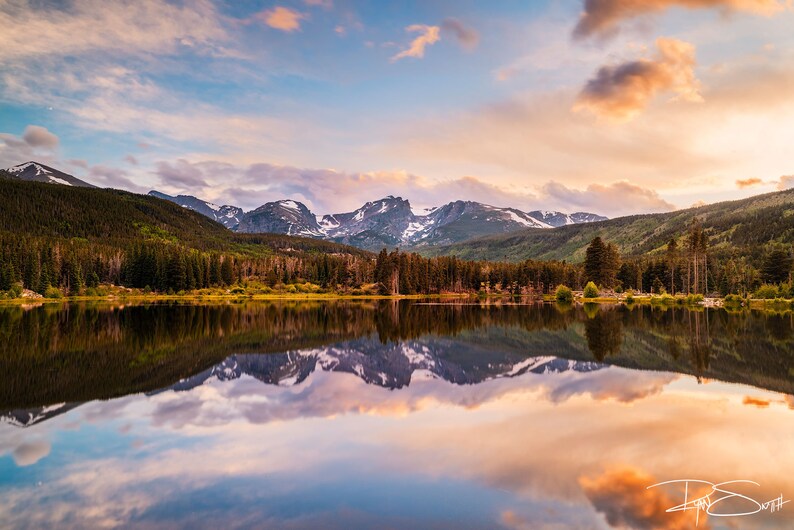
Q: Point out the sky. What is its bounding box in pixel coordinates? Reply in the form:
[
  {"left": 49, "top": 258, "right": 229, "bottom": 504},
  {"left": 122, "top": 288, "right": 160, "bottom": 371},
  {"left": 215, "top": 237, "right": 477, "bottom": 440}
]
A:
[{"left": 1, "top": 0, "right": 794, "bottom": 217}]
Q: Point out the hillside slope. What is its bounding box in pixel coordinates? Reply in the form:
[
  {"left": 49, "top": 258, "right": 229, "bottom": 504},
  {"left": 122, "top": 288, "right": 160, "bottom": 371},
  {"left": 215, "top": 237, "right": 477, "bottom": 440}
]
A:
[
  {"left": 0, "top": 176, "right": 368, "bottom": 256},
  {"left": 421, "top": 188, "right": 794, "bottom": 262}
]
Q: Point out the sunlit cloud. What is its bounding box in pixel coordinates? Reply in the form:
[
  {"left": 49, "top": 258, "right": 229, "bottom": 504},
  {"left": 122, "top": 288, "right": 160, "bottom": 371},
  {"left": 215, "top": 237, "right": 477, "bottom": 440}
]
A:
[
  {"left": 254, "top": 6, "right": 305, "bottom": 32},
  {"left": 542, "top": 181, "right": 676, "bottom": 215},
  {"left": 778, "top": 175, "right": 794, "bottom": 190},
  {"left": 142, "top": 156, "right": 674, "bottom": 215},
  {"left": 573, "top": 0, "right": 790, "bottom": 39},
  {"left": 391, "top": 24, "right": 441, "bottom": 62},
  {"left": 574, "top": 38, "right": 703, "bottom": 121},
  {"left": 743, "top": 395, "right": 772, "bottom": 407},
  {"left": 580, "top": 467, "right": 711, "bottom": 529},
  {"left": 736, "top": 177, "right": 764, "bottom": 188}
]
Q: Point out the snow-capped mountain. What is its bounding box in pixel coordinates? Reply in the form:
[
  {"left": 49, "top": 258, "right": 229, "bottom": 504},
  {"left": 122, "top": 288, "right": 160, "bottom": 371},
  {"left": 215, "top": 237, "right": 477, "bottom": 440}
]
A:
[
  {"left": 2, "top": 344, "right": 603, "bottom": 428},
  {"left": 235, "top": 199, "right": 324, "bottom": 237},
  {"left": 157, "top": 340, "right": 604, "bottom": 393},
  {"left": 0, "top": 402, "right": 81, "bottom": 428},
  {"left": 3, "top": 161, "right": 95, "bottom": 187},
  {"left": 317, "top": 196, "right": 418, "bottom": 248},
  {"left": 527, "top": 210, "right": 608, "bottom": 227},
  {"left": 148, "top": 191, "right": 243, "bottom": 229},
  {"left": 232, "top": 195, "right": 605, "bottom": 250}
]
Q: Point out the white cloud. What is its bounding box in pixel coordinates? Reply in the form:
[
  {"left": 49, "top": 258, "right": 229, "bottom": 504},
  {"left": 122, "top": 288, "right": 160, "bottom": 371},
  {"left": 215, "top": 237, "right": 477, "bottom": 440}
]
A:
[{"left": 0, "top": 0, "right": 229, "bottom": 62}]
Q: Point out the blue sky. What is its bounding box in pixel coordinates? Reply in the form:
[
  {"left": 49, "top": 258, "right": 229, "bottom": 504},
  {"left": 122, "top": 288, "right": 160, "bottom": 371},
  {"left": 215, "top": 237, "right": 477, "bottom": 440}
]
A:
[{"left": 2, "top": 0, "right": 794, "bottom": 215}]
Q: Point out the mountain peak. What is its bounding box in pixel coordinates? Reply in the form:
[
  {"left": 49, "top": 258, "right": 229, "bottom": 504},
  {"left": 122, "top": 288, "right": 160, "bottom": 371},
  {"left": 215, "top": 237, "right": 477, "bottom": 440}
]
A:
[
  {"left": 4, "top": 161, "right": 95, "bottom": 188},
  {"left": 149, "top": 190, "right": 243, "bottom": 229}
]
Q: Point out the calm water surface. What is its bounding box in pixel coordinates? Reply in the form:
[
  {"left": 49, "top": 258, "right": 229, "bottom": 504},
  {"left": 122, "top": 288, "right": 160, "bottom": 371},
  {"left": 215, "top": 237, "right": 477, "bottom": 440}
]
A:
[{"left": 1, "top": 300, "right": 793, "bottom": 529}]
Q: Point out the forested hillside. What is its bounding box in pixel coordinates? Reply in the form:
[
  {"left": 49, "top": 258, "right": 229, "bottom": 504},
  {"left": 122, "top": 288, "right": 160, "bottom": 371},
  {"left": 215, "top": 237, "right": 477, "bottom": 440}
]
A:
[
  {"left": 0, "top": 178, "right": 578, "bottom": 296},
  {"left": 425, "top": 188, "right": 794, "bottom": 263}
]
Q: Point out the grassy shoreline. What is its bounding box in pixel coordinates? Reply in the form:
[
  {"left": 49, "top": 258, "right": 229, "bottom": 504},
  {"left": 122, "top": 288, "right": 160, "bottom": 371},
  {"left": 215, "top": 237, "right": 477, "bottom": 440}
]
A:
[{"left": 3, "top": 288, "right": 794, "bottom": 312}]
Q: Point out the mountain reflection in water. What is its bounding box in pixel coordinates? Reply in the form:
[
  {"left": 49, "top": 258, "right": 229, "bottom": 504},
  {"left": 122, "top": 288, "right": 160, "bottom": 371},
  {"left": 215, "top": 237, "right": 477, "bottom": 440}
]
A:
[{"left": 0, "top": 300, "right": 792, "bottom": 529}]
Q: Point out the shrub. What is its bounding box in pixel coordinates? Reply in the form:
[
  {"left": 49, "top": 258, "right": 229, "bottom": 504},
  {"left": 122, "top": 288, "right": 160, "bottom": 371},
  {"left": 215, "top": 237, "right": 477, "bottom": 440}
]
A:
[
  {"left": 10, "top": 283, "right": 23, "bottom": 298},
  {"left": 624, "top": 292, "right": 635, "bottom": 304},
  {"left": 724, "top": 294, "right": 743, "bottom": 305},
  {"left": 44, "top": 286, "right": 63, "bottom": 299},
  {"left": 583, "top": 281, "right": 599, "bottom": 299},
  {"left": 555, "top": 285, "right": 573, "bottom": 303},
  {"left": 230, "top": 286, "right": 246, "bottom": 294},
  {"left": 684, "top": 294, "right": 704, "bottom": 304},
  {"left": 753, "top": 284, "right": 778, "bottom": 300}
]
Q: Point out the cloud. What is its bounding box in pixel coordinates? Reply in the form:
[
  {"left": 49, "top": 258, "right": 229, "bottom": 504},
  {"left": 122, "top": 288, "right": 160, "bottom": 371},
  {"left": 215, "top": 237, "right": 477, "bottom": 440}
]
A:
[
  {"left": 155, "top": 159, "right": 211, "bottom": 188},
  {"left": 541, "top": 181, "right": 675, "bottom": 216},
  {"left": 22, "top": 125, "right": 59, "bottom": 149},
  {"left": 743, "top": 395, "right": 771, "bottom": 407},
  {"left": 391, "top": 25, "right": 441, "bottom": 62},
  {"left": 11, "top": 442, "right": 51, "bottom": 467},
  {"left": 440, "top": 18, "right": 479, "bottom": 50},
  {"left": 304, "top": 0, "right": 333, "bottom": 7},
  {"left": 0, "top": 0, "right": 228, "bottom": 62},
  {"left": 255, "top": 6, "right": 305, "bottom": 32},
  {"left": 580, "top": 467, "right": 711, "bottom": 529},
  {"left": 573, "top": 0, "right": 789, "bottom": 39},
  {"left": 87, "top": 165, "right": 147, "bottom": 193},
  {"left": 144, "top": 158, "right": 527, "bottom": 213},
  {"left": 575, "top": 38, "right": 703, "bottom": 121},
  {"left": 124, "top": 155, "right": 139, "bottom": 166},
  {"left": 736, "top": 177, "right": 764, "bottom": 188},
  {"left": 140, "top": 155, "right": 680, "bottom": 216},
  {"left": 0, "top": 125, "right": 59, "bottom": 168},
  {"left": 778, "top": 175, "right": 794, "bottom": 190}
]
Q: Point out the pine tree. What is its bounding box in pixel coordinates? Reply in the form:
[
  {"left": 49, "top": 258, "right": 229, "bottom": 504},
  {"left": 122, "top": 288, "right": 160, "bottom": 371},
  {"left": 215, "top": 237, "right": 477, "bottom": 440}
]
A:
[
  {"left": 761, "top": 245, "right": 793, "bottom": 285},
  {"left": 584, "top": 237, "right": 605, "bottom": 286},
  {"left": 220, "top": 256, "right": 234, "bottom": 286}
]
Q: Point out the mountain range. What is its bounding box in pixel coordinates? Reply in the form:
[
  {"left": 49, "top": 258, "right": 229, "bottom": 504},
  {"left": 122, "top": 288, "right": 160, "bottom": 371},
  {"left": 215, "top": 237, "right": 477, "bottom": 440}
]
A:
[
  {"left": 2, "top": 340, "right": 602, "bottom": 427},
  {"left": 151, "top": 192, "right": 608, "bottom": 250},
  {"left": 0, "top": 161, "right": 607, "bottom": 251}
]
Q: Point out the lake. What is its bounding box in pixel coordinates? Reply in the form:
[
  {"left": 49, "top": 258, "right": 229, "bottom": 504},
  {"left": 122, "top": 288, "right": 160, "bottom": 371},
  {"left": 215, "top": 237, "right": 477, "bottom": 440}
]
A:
[{"left": 1, "top": 300, "right": 793, "bottom": 529}]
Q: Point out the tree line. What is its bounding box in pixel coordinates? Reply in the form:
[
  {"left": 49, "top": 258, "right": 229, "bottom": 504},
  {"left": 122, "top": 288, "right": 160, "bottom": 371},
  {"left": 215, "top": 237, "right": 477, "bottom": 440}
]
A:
[
  {"left": 581, "top": 218, "right": 794, "bottom": 296},
  {"left": 0, "top": 233, "right": 584, "bottom": 297}
]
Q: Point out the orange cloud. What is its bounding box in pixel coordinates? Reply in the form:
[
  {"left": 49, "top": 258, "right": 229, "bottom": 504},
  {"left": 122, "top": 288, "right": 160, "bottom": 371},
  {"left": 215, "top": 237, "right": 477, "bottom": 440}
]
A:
[
  {"left": 580, "top": 467, "right": 711, "bottom": 529},
  {"left": 743, "top": 395, "right": 771, "bottom": 407},
  {"left": 736, "top": 177, "right": 763, "bottom": 188},
  {"left": 257, "top": 6, "right": 304, "bottom": 32},
  {"left": 574, "top": 0, "right": 789, "bottom": 39},
  {"left": 574, "top": 37, "right": 703, "bottom": 121},
  {"left": 778, "top": 175, "right": 794, "bottom": 190},
  {"left": 391, "top": 24, "right": 440, "bottom": 62}
]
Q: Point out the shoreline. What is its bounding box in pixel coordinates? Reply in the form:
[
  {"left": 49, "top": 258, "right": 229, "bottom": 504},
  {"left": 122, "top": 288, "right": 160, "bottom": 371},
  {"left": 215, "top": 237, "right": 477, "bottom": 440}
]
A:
[{"left": 1, "top": 290, "right": 792, "bottom": 312}]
